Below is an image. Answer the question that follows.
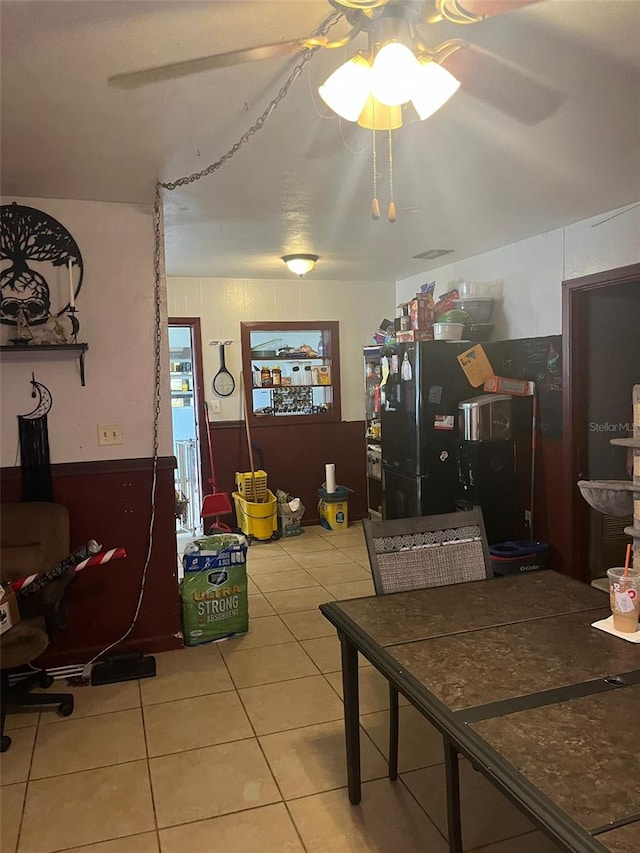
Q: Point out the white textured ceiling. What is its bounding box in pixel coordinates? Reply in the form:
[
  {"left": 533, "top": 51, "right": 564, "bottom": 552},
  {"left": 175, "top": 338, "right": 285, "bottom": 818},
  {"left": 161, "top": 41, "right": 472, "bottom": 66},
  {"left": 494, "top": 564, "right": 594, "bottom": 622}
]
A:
[{"left": 2, "top": 0, "right": 639, "bottom": 281}]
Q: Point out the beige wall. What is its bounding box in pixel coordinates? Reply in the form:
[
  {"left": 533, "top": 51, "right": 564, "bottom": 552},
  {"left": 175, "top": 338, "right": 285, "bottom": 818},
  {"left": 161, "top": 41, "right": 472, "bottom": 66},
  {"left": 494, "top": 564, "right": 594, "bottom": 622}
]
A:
[
  {"left": 167, "top": 277, "right": 395, "bottom": 423},
  {"left": 397, "top": 202, "right": 640, "bottom": 338},
  {"left": 0, "top": 196, "right": 172, "bottom": 467}
]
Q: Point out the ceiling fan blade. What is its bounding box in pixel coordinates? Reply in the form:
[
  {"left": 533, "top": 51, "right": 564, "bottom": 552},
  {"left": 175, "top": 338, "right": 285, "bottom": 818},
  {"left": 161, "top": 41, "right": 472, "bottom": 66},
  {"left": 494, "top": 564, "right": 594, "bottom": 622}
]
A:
[
  {"left": 108, "top": 39, "right": 314, "bottom": 89},
  {"left": 439, "top": 41, "right": 565, "bottom": 125},
  {"left": 449, "top": 0, "right": 542, "bottom": 19},
  {"left": 421, "top": 0, "right": 541, "bottom": 25}
]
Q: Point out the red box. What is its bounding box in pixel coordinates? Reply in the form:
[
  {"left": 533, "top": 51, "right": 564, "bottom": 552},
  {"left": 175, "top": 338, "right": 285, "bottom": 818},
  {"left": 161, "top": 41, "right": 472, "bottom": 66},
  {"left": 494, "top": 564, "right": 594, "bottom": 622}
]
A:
[
  {"left": 409, "top": 296, "right": 435, "bottom": 330},
  {"left": 483, "top": 375, "right": 534, "bottom": 396},
  {"left": 396, "top": 329, "right": 434, "bottom": 343}
]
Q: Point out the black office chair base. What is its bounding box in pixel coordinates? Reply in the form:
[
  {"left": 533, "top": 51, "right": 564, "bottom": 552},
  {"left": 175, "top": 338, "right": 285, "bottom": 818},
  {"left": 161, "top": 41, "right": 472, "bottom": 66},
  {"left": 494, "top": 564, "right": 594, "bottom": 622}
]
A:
[{"left": 1, "top": 669, "right": 75, "bottom": 751}]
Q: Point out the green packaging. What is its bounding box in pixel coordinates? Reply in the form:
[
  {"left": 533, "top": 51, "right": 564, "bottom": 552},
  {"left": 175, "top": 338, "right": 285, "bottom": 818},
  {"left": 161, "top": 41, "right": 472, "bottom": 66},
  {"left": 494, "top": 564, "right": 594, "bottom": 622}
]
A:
[{"left": 180, "top": 534, "right": 248, "bottom": 646}]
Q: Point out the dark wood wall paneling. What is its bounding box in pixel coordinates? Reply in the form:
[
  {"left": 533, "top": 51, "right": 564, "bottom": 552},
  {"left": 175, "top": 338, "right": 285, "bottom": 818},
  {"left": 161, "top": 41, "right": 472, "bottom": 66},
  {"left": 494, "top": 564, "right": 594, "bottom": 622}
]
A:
[
  {"left": 1, "top": 457, "right": 182, "bottom": 667},
  {"left": 209, "top": 420, "right": 368, "bottom": 526}
]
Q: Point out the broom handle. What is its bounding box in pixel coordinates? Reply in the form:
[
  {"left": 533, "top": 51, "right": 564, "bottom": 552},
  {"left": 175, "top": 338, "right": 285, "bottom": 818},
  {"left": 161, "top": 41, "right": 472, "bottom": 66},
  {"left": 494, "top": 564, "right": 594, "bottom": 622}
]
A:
[{"left": 241, "top": 372, "right": 258, "bottom": 497}]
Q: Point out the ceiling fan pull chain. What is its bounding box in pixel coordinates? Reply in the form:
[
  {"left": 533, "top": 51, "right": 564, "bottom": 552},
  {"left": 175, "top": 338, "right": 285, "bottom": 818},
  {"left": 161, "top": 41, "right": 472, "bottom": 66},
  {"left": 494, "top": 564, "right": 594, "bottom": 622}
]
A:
[
  {"left": 387, "top": 129, "right": 397, "bottom": 223},
  {"left": 371, "top": 102, "right": 380, "bottom": 220}
]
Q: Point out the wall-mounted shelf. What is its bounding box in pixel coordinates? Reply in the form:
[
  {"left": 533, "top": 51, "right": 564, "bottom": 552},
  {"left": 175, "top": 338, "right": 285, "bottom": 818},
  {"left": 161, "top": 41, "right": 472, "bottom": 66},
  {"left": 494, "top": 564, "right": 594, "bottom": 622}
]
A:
[{"left": 0, "top": 343, "right": 89, "bottom": 386}]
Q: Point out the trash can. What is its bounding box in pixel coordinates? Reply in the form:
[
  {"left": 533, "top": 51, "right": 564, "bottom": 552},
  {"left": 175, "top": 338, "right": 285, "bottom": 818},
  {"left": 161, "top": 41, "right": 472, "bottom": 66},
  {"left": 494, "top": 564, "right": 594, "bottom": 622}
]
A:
[
  {"left": 489, "top": 540, "right": 550, "bottom": 576},
  {"left": 317, "top": 485, "right": 351, "bottom": 531}
]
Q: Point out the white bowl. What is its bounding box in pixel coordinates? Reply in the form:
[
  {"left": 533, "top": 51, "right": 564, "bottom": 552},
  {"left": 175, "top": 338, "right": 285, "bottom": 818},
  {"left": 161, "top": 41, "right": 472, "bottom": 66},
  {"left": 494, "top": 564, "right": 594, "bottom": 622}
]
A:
[{"left": 433, "top": 322, "right": 464, "bottom": 341}]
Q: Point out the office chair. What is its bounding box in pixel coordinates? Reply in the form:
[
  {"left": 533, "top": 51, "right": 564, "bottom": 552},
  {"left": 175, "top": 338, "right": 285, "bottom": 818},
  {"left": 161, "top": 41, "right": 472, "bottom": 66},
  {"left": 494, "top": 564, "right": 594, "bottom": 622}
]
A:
[{"left": 363, "top": 508, "right": 492, "bottom": 780}]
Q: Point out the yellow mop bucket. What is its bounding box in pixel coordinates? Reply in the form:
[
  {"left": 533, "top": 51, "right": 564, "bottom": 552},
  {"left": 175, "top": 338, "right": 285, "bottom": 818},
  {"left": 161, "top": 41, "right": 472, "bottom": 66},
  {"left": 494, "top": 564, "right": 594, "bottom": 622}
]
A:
[
  {"left": 317, "top": 486, "right": 351, "bottom": 531},
  {"left": 233, "top": 489, "right": 278, "bottom": 541}
]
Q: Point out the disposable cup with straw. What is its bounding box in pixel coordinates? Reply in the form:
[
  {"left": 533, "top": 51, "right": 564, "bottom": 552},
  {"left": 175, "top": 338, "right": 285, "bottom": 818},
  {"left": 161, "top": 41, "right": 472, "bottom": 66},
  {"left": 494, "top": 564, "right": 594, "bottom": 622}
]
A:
[{"left": 606, "top": 544, "right": 640, "bottom": 633}]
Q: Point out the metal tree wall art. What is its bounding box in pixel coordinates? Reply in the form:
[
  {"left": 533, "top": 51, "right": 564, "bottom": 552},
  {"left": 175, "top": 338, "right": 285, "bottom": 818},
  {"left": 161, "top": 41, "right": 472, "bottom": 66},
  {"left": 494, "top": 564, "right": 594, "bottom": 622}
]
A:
[{"left": 0, "top": 202, "right": 83, "bottom": 326}]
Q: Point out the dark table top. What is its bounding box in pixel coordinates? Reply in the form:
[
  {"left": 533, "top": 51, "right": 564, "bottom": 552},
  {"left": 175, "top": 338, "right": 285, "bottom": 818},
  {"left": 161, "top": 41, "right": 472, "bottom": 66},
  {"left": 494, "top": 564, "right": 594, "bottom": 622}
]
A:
[
  {"left": 471, "top": 685, "right": 640, "bottom": 833},
  {"left": 596, "top": 821, "right": 640, "bottom": 852},
  {"left": 387, "top": 607, "right": 640, "bottom": 712},
  {"left": 333, "top": 571, "right": 609, "bottom": 647}
]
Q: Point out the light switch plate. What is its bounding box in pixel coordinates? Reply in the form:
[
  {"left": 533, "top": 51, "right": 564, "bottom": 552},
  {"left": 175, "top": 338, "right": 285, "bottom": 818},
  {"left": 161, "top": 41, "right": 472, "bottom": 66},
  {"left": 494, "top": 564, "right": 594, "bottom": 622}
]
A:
[
  {"left": 209, "top": 399, "right": 222, "bottom": 414},
  {"left": 98, "top": 424, "right": 123, "bottom": 446}
]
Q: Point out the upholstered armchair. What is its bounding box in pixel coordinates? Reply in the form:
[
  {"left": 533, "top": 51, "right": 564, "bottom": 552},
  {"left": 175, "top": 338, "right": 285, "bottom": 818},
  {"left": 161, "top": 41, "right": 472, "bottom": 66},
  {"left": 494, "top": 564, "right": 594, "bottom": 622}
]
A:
[{"left": 1, "top": 502, "right": 75, "bottom": 752}]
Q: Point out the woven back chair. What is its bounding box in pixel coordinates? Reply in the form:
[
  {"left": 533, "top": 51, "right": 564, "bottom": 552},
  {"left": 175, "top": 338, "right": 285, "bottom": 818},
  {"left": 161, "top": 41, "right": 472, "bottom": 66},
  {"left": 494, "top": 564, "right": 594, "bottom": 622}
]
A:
[
  {"left": 364, "top": 508, "right": 492, "bottom": 596},
  {"left": 362, "top": 508, "right": 492, "bottom": 782}
]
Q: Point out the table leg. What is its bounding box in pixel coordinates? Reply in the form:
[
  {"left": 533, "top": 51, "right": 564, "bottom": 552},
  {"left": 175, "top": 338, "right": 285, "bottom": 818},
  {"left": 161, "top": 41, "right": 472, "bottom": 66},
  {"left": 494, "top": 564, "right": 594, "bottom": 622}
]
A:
[
  {"left": 388, "top": 683, "right": 399, "bottom": 781},
  {"left": 339, "top": 631, "right": 361, "bottom": 805},
  {"left": 444, "top": 738, "right": 463, "bottom": 853}
]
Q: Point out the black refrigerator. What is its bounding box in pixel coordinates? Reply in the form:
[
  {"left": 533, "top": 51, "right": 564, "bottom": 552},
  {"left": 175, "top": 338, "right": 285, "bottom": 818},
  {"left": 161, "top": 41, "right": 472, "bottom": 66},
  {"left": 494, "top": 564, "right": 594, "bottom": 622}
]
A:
[
  {"left": 380, "top": 335, "right": 562, "bottom": 536},
  {"left": 381, "top": 340, "right": 483, "bottom": 519}
]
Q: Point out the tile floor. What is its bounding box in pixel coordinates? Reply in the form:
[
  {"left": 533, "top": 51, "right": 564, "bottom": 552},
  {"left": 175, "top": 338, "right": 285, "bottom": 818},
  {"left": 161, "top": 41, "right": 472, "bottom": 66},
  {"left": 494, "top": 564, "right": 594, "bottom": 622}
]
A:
[{"left": 1, "top": 523, "right": 562, "bottom": 853}]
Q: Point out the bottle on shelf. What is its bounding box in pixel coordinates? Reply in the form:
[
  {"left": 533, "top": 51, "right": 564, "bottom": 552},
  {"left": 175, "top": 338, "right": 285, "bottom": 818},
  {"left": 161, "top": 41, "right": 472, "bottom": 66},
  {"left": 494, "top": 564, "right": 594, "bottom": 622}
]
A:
[
  {"left": 317, "top": 335, "right": 325, "bottom": 357},
  {"left": 261, "top": 366, "right": 272, "bottom": 387},
  {"left": 181, "top": 378, "right": 189, "bottom": 392},
  {"left": 272, "top": 366, "right": 282, "bottom": 386}
]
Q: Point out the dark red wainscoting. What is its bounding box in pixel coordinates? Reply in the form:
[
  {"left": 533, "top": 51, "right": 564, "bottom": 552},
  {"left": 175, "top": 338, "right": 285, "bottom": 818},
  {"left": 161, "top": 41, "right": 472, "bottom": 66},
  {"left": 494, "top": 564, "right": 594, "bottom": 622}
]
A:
[
  {"left": 209, "top": 420, "right": 368, "bottom": 527},
  {"left": 1, "top": 457, "right": 183, "bottom": 668}
]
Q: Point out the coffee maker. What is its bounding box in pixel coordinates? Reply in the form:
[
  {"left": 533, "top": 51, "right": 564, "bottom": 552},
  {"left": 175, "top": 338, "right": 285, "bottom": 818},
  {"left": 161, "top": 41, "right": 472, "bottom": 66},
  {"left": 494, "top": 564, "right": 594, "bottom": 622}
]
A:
[{"left": 457, "top": 394, "right": 516, "bottom": 545}]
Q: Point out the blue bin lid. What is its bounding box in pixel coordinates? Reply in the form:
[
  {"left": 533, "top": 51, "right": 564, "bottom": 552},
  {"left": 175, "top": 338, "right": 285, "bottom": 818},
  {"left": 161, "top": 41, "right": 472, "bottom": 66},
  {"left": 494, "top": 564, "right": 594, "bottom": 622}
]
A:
[
  {"left": 489, "top": 540, "right": 549, "bottom": 558},
  {"left": 318, "top": 485, "right": 351, "bottom": 500}
]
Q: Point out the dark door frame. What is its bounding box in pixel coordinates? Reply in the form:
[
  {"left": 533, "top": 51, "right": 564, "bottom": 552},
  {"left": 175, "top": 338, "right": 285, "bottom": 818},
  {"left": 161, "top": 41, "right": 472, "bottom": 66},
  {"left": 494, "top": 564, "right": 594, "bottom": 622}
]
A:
[
  {"left": 561, "top": 262, "right": 640, "bottom": 581},
  {"left": 168, "top": 316, "right": 210, "bottom": 499}
]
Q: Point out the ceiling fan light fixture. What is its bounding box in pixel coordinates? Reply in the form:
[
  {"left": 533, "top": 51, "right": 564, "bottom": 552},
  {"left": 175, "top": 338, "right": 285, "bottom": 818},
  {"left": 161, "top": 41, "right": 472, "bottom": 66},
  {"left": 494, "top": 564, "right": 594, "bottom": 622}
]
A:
[
  {"left": 371, "top": 41, "right": 420, "bottom": 106},
  {"left": 318, "top": 54, "right": 372, "bottom": 122},
  {"left": 281, "top": 254, "right": 319, "bottom": 277},
  {"left": 411, "top": 59, "right": 461, "bottom": 120},
  {"left": 357, "top": 94, "right": 403, "bottom": 130}
]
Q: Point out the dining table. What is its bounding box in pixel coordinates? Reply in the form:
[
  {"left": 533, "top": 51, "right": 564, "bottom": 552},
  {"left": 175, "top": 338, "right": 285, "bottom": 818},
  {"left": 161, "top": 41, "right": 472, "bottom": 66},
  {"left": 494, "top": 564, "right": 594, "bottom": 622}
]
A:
[{"left": 319, "top": 570, "right": 640, "bottom": 853}]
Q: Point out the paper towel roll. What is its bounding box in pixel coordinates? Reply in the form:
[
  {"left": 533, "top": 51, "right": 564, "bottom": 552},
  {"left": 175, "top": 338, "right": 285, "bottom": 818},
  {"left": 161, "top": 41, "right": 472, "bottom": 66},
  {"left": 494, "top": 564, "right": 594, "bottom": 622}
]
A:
[{"left": 325, "top": 463, "right": 336, "bottom": 494}]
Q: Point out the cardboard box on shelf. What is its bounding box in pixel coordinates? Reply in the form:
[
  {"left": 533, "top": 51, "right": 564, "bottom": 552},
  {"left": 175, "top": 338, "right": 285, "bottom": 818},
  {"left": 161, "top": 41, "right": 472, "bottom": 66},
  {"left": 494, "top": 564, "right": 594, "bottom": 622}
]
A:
[
  {"left": 409, "top": 295, "right": 435, "bottom": 330},
  {"left": 396, "top": 329, "right": 434, "bottom": 343},
  {"left": 0, "top": 584, "right": 20, "bottom": 635}
]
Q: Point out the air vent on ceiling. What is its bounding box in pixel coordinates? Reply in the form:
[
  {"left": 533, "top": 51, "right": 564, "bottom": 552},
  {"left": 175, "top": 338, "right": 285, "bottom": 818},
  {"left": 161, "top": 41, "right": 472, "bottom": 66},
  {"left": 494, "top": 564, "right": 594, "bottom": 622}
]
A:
[{"left": 412, "top": 248, "right": 454, "bottom": 261}]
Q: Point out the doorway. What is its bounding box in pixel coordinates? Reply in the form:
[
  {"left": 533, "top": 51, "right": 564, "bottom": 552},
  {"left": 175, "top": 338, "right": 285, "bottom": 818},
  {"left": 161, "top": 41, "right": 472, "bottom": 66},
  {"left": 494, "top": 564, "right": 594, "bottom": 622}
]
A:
[
  {"left": 562, "top": 264, "right": 640, "bottom": 582},
  {"left": 168, "top": 318, "right": 208, "bottom": 543}
]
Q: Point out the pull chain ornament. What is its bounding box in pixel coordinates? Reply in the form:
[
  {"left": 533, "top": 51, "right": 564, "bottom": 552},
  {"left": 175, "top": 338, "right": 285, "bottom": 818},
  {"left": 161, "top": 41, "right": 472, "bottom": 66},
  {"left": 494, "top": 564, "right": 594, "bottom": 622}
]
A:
[
  {"left": 387, "top": 128, "right": 397, "bottom": 223},
  {"left": 371, "top": 104, "right": 380, "bottom": 220}
]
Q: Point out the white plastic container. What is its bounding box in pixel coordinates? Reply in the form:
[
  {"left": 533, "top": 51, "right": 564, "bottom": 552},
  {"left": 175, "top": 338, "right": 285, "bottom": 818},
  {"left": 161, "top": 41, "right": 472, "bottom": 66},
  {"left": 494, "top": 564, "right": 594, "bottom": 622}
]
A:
[
  {"left": 458, "top": 280, "right": 503, "bottom": 299},
  {"left": 433, "top": 322, "right": 464, "bottom": 341}
]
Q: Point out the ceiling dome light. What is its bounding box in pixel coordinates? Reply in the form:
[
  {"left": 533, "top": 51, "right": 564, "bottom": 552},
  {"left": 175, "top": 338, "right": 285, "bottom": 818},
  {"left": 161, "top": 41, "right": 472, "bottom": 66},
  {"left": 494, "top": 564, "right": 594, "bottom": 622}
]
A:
[
  {"left": 411, "top": 60, "right": 461, "bottom": 120},
  {"left": 371, "top": 42, "right": 420, "bottom": 107},
  {"left": 318, "top": 55, "right": 372, "bottom": 122},
  {"left": 281, "top": 254, "right": 319, "bottom": 277}
]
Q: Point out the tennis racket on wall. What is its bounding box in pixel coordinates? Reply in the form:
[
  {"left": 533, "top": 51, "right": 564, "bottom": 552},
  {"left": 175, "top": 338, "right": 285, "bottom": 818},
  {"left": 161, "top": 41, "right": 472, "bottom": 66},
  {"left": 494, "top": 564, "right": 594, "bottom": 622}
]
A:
[{"left": 212, "top": 343, "right": 235, "bottom": 397}]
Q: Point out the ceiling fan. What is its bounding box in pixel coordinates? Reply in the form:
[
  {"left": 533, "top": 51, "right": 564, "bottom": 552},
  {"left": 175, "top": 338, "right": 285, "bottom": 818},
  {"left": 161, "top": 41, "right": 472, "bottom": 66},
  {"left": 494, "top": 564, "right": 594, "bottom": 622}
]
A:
[{"left": 109, "top": 0, "right": 562, "bottom": 127}]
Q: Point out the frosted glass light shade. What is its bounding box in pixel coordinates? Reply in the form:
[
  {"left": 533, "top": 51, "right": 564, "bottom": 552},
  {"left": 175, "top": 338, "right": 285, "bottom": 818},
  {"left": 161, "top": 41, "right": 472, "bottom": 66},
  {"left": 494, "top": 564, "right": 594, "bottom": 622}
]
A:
[
  {"left": 281, "top": 254, "right": 319, "bottom": 277},
  {"left": 371, "top": 42, "right": 420, "bottom": 106},
  {"left": 318, "top": 55, "right": 372, "bottom": 121},
  {"left": 357, "top": 94, "right": 403, "bottom": 130},
  {"left": 411, "top": 60, "right": 460, "bottom": 120}
]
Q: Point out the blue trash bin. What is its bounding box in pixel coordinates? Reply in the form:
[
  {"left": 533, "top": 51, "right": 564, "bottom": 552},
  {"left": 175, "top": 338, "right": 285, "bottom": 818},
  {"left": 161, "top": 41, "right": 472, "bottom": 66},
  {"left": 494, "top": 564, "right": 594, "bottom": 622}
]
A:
[{"left": 489, "top": 540, "right": 550, "bottom": 576}]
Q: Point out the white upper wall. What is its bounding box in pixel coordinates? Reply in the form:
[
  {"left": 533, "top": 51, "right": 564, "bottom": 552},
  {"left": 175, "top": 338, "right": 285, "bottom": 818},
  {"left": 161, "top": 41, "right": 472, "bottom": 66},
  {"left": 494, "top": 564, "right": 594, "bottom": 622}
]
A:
[
  {"left": 396, "top": 203, "right": 640, "bottom": 338},
  {"left": 167, "top": 278, "right": 395, "bottom": 423},
  {"left": 0, "top": 196, "right": 172, "bottom": 467}
]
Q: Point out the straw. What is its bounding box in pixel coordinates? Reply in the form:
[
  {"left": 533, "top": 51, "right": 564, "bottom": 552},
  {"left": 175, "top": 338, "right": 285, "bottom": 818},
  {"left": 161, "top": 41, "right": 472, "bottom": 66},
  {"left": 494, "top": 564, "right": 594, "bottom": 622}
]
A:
[{"left": 623, "top": 543, "right": 632, "bottom": 578}]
